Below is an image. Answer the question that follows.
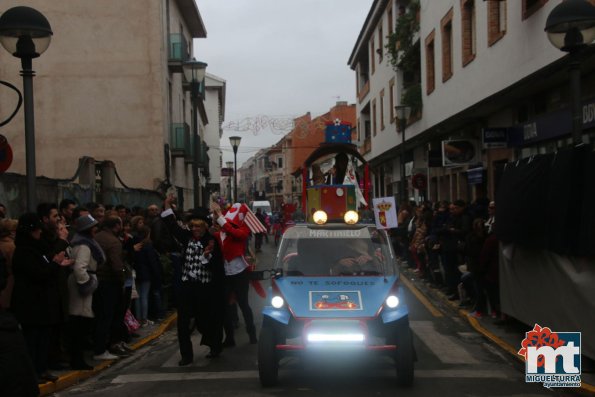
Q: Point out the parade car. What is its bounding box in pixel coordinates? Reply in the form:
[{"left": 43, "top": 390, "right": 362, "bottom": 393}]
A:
[{"left": 257, "top": 209, "right": 415, "bottom": 387}]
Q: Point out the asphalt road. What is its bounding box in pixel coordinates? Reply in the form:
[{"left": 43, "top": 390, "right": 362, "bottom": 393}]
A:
[{"left": 54, "top": 239, "right": 560, "bottom": 397}]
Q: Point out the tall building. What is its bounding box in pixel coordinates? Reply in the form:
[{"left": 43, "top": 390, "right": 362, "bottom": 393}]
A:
[
  {"left": 0, "top": 0, "right": 223, "bottom": 209},
  {"left": 350, "top": 0, "right": 595, "bottom": 203}
]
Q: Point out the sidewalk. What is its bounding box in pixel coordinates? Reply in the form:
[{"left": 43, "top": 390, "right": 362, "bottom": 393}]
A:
[
  {"left": 399, "top": 266, "right": 595, "bottom": 396},
  {"left": 38, "top": 312, "right": 178, "bottom": 396}
]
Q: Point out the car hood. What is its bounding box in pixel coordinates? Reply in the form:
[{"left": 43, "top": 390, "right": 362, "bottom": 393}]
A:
[{"left": 275, "top": 275, "right": 397, "bottom": 318}]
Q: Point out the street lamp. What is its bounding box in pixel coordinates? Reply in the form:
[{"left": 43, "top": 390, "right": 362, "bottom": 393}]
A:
[
  {"left": 183, "top": 58, "right": 207, "bottom": 208},
  {"left": 395, "top": 105, "right": 412, "bottom": 204},
  {"left": 0, "top": 6, "right": 52, "bottom": 211},
  {"left": 229, "top": 136, "right": 241, "bottom": 202},
  {"left": 545, "top": 0, "right": 595, "bottom": 146},
  {"left": 226, "top": 160, "right": 233, "bottom": 203}
]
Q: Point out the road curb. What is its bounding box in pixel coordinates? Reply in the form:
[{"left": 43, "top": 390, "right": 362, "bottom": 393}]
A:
[
  {"left": 39, "top": 311, "right": 178, "bottom": 396},
  {"left": 401, "top": 269, "right": 595, "bottom": 395}
]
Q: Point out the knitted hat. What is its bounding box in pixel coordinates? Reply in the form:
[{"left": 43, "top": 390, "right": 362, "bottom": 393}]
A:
[{"left": 75, "top": 214, "right": 99, "bottom": 232}]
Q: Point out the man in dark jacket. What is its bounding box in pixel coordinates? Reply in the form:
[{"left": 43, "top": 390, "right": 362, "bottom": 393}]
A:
[{"left": 93, "top": 215, "right": 127, "bottom": 360}]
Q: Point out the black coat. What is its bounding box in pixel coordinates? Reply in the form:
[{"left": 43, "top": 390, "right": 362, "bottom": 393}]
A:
[{"left": 10, "top": 234, "right": 62, "bottom": 326}]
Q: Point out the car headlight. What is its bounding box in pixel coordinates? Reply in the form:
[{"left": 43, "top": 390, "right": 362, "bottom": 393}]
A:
[
  {"left": 312, "top": 210, "right": 328, "bottom": 225},
  {"left": 271, "top": 295, "right": 284, "bottom": 308},
  {"left": 344, "top": 210, "right": 359, "bottom": 224},
  {"left": 385, "top": 295, "right": 399, "bottom": 308}
]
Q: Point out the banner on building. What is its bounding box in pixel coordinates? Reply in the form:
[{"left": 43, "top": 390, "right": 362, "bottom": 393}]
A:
[{"left": 482, "top": 128, "right": 508, "bottom": 149}]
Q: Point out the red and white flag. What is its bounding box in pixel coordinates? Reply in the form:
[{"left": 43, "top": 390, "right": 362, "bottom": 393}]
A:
[
  {"left": 243, "top": 207, "right": 267, "bottom": 234},
  {"left": 224, "top": 203, "right": 267, "bottom": 234}
]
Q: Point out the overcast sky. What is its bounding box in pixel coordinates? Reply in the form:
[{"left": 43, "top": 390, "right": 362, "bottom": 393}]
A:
[{"left": 195, "top": 0, "right": 374, "bottom": 166}]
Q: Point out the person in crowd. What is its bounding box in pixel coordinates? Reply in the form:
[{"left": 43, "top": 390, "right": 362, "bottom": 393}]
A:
[
  {"left": 148, "top": 203, "right": 181, "bottom": 309},
  {"left": 254, "top": 208, "right": 266, "bottom": 252},
  {"left": 11, "top": 212, "right": 73, "bottom": 383},
  {"left": 162, "top": 197, "right": 224, "bottom": 364},
  {"left": 0, "top": 250, "right": 40, "bottom": 396},
  {"left": 38, "top": 202, "right": 71, "bottom": 371},
  {"left": 0, "top": 203, "right": 6, "bottom": 218},
  {"left": 438, "top": 200, "right": 471, "bottom": 300},
  {"left": 0, "top": 218, "right": 17, "bottom": 310},
  {"left": 93, "top": 215, "right": 128, "bottom": 360},
  {"left": 465, "top": 218, "right": 488, "bottom": 316},
  {"left": 69, "top": 206, "right": 90, "bottom": 241},
  {"left": 115, "top": 204, "right": 129, "bottom": 222},
  {"left": 392, "top": 201, "right": 413, "bottom": 263},
  {"left": 410, "top": 206, "right": 429, "bottom": 277},
  {"left": 68, "top": 214, "right": 103, "bottom": 370},
  {"left": 213, "top": 203, "right": 258, "bottom": 346},
  {"left": 131, "top": 225, "right": 160, "bottom": 327},
  {"left": 485, "top": 201, "right": 496, "bottom": 235},
  {"left": 86, "top": 202, "right": 106, "bottom": 226},
  {"left": 59, "top": 198, "right": 77, "bottom": 231}
]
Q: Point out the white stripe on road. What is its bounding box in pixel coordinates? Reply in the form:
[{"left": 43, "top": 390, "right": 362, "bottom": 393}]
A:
[
  {"left": 112, "top": 371, "right": 258, "bottom": 383},
  {"left": 410, "top": 321, "right": 479, "bottom": 364},
  {"left": 111, "top": 369, "right": 509, "bottom": 383}
]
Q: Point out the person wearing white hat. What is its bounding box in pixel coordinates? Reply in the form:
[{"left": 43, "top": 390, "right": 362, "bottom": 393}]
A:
[{"left": 68, "top": 214, "right": 107, "bottom": 368}]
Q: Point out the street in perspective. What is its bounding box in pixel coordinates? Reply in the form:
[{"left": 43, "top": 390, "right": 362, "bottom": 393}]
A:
[
  {"left": 51, "top": 241, "right": 559, "bottom": 397},
  {"left": 0, "top": 1, "right": 594, "bottom": 397}
]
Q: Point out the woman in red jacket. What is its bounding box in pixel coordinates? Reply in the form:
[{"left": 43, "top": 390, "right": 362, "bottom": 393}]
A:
[{"left": 213, "top": 204, "right": 258, "bottom": 346}]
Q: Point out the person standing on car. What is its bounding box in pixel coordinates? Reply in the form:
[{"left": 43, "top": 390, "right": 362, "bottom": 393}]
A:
[{"left": 213, "top": 203, "right": 258, "bottom": 346}]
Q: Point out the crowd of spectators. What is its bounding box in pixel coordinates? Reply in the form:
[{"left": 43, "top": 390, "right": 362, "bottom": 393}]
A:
[
  {"left": 0, "top": 197, "right": 260, "bottom": 395},
  {"left": 391, "top": 197, "right": 501, "bottom": 320}
]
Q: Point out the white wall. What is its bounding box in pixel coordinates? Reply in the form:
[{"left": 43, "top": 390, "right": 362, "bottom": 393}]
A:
[{"left": 414, "top": 0, "right": 565, "bottom": 137}]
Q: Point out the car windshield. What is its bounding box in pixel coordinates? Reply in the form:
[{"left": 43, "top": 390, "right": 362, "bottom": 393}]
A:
[{"left": 274, "top": 225, "right": 396, "bottom": 276}]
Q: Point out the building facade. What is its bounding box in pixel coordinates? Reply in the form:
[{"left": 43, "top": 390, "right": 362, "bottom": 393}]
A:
[
  {"left": 0, "top": 0, "right": 224, "bottom": 210},
  {"left": 350, "top": 0, "right": 595, "bottom": 204}
]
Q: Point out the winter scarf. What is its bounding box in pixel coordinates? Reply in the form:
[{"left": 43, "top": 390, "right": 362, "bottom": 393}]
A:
[{"left": 70, "top": 233, "right": 106, "bottom": 266}]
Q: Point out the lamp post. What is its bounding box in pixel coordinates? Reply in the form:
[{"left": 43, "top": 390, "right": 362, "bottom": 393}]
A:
[
  {"left": 226, "top": 160, "right": 233, "bottom": 203},
  {"left": 183, "top": 58, "right": 208, "bottom": 209},
  {"left": 0, "top": 6, "right": 52, "bottom": 212},
  {"left": 395, "top": 105, "right": 412, "bottom": 204},
  {"left": 545, "top": 0, "right": 595, "bottom": 146},
  {"left": 229, "top": 136, "right": 241, "bottom": 202}
]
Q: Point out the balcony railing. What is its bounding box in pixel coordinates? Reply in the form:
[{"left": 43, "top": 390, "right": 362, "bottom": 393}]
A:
[
  {"left": 170, "top": 123, "right": 190, "bottom": 158},
  {"left": 168, "top": 33, "right": 189, "bottom": 72}
]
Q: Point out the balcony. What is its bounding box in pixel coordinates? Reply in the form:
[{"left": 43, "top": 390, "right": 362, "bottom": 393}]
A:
[
  {"left": 184, "top": 132, "right": 195, "bottom": 164},
  {"left": 168, "top": 33, "right": 189, "bottom": 73},
  {"left": 170, "top": 123, "right": 190, "bottom": 158}
]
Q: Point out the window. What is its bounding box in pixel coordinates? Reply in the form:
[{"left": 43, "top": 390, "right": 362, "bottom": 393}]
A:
[
  {"left": 370, "top": 37, "right": 376, "bottom": 75},
  {"left": 372, "top": 99, "right": 377, "bottom": 137},
  {"left": 380, "top": 89, "right": 385, "bottom": 131},
  {"left": 461, "top": 0, "right": 476, "bottom": 66},
  {"left": 522, "top": 0, "right": 547, "bottom": 20},
  {"left": 388, "top": 5, "right": 394, "bottom": 36},
  {"left": 488, "top": 0, "right": 506, "bottom": 46},
  {"left": 378, "top": 24, "right": 384, "bottom": 63},
  {"left": 278, "top": 157, "right": 283, "bottom": 168},
  {"left": 389, "top": 77, "right": 396, "bottom": 123},
  {"left": 441, "top": 8, "right": 454, "bottom": 82},
  {"left": 425, "top": 30, "right": 435, "bottom": 94}
]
